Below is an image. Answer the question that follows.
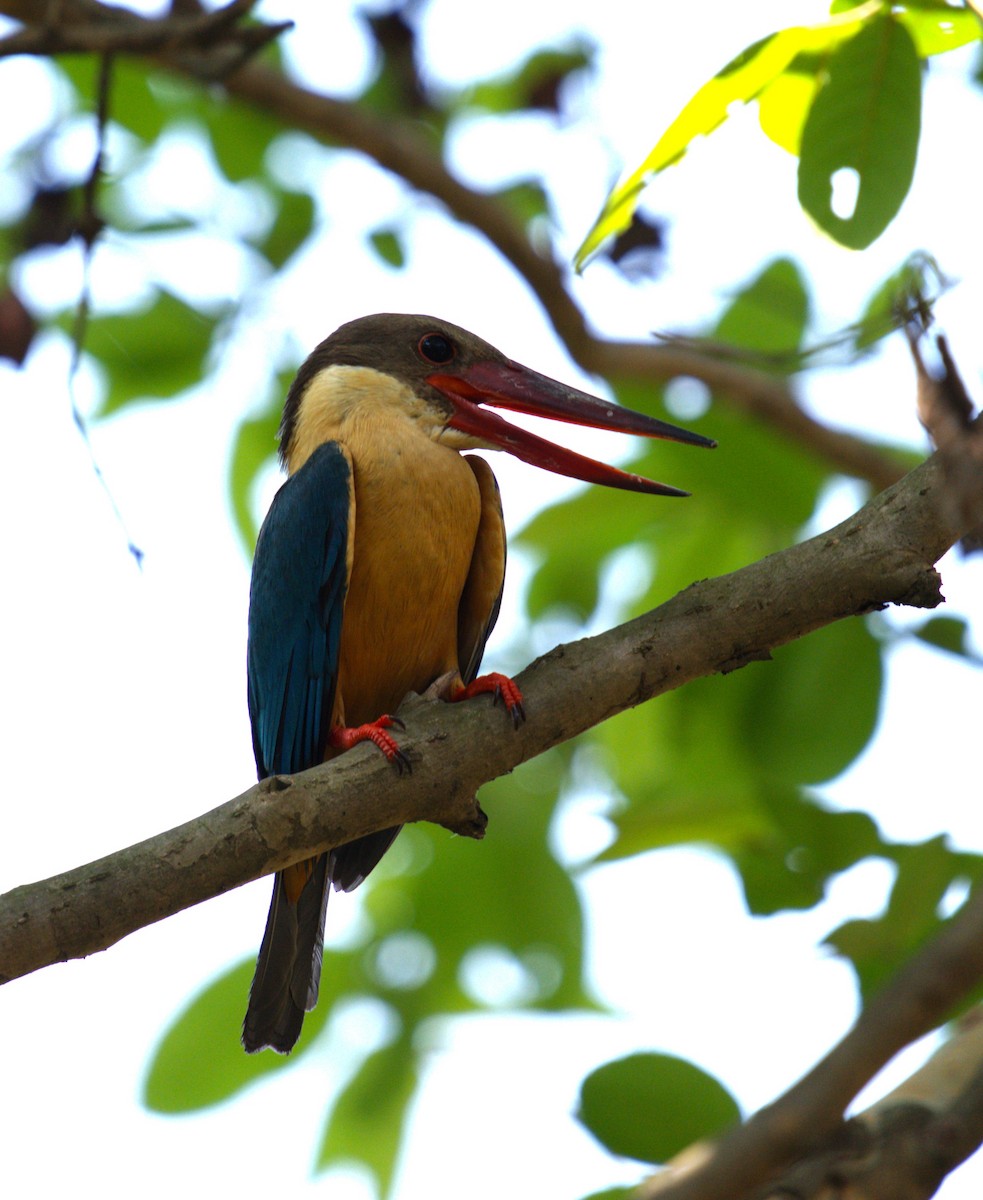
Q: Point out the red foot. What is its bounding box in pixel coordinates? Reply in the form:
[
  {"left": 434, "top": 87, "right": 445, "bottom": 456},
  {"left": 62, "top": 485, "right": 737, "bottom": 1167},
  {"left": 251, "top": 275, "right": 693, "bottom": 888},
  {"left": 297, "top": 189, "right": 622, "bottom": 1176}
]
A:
[
  {"left": 454, "top": 672, "right": 526, "bottom": 729},
  {"left": 329, "top": 715, "right": 410, "bottom": 774}
]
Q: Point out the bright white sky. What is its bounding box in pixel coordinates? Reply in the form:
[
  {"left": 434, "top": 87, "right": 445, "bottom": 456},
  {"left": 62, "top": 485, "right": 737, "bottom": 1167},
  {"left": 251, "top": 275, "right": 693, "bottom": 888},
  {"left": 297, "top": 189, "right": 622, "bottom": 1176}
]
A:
[{"left": 2, "top": 2, "right": 983, "bottom": 1197}]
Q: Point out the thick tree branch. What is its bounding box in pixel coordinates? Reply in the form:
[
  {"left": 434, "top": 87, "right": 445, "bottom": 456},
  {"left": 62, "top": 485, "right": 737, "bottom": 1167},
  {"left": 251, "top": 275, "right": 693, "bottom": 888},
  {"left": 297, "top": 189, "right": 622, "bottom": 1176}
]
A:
[
  {"left": 644, "top": 909, "right": 983, "bottom": 1200},
  {"left": 0, "top": 452, "right": 964, "bottom": 985},
  {"left": 0, "top": 0, "right": 904, "bottom": 492}
]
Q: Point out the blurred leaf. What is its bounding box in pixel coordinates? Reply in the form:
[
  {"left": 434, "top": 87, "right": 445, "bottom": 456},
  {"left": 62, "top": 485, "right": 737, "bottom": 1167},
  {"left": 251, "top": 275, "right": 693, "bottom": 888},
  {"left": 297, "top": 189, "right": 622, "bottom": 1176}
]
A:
[
  {"left": 798, "top": 15, "right": 921, "bottom": 249},
  {"left": 827, "top": 839, "right": 983, "bottom": 1001},
  {"left": 757, "top": 51, "right": 826, "bottom": 155},
  {"left": 578, "top": 1053, "right": 740, "bottom": 1164},
  {"left": 521, "top": 479, "right": 659, "bottom": 621},
  {"left": 742, "top": 619, "right": 882, "bottom": 787},
  {"left": 57, "top": 56, "right": 168, "bottom": 144},
  {"left": 257, "top": 189, "right": 316, "bottom": 269},
  {"left": 735, "top": 787, "right": 885, "bottom": 914},
  {"left": 598, "top": 658, "right": 887, "bottom": 914},
  {"left": 579, "top": 1189, "right": 636, "bottom": 1200},
  {"left": 894, "top": 2, "right": 983, "bottom": 57},
  {"left": 494, "top": 179, "right": 550, "bottom": 227},
  {"left": 316, "top": 1035, "right": 419, "bottom": 1190},
  {"left": 912, "top": 615, "right": 980, "bottom": 662},
  {"left": 463, "top": 45, "right": 593, "bottom": 114},
  {"left": 143, "top": 961, "right": 287, "bottom": 1111},
  {"left": 144, "top": 944, "right": 367, "bottom": 1112},
  {"left": 714, "top": 257, "right": 810, "bottom": 363},
  {"left": 368, "top": 227, "right": 407, "bottom": 269},
  {"left": 229, "top": 395, "right": 283, "bottom": 554},
  {"left": 76, "top": 290, "right": 225, "bottom": 416},
  {"left": 365, "top": 762, "right": 597, "bottom": 1016},
  {"left": 205, "top": 94, "right": 286, "bottom": 183}
]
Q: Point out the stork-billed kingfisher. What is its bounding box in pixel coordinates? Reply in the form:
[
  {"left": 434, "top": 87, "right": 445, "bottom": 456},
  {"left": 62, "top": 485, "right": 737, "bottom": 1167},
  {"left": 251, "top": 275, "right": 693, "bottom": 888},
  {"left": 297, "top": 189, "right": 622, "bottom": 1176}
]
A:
[{"left": 242, "top": 313, "right": 715, "bottom": 1053}]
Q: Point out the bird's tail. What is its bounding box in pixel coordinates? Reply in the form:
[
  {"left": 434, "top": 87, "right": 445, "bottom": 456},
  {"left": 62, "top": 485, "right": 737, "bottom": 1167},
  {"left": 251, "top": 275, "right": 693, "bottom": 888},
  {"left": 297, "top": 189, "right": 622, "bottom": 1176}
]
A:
[{"left": 242, "top": 855, "right": 330, "bottom": 1054}]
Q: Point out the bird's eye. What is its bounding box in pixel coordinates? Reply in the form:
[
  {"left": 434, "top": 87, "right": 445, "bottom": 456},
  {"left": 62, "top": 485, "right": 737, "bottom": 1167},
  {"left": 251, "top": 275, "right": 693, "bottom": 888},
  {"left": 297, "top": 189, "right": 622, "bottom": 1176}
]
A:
[{"left": 418, "top": 333, "right": 455, "bottom": 364}]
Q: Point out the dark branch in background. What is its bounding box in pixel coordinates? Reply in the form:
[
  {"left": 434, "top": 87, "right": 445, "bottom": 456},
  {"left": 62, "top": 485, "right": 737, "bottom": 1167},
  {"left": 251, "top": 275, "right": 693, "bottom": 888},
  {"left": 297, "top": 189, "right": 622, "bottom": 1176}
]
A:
[
  {"left": 0, "top": 0, "right": 904, "bottom": 494},
  {"left": 0, "top": 451, "right": 964, "bottom": 985},
  {"left": 0, "top": 0, "right": 291, "bottom": 77},
  {"left": 907, "top": 320, "right": 983, "bottom": 553}
]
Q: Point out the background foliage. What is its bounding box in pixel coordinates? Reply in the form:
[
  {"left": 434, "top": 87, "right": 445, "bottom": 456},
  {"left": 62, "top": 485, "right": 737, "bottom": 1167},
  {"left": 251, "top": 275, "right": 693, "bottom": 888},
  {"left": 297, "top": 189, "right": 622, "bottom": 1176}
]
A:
[{"left": 1, "top": 2, "right": 982, "bottom": 1198}]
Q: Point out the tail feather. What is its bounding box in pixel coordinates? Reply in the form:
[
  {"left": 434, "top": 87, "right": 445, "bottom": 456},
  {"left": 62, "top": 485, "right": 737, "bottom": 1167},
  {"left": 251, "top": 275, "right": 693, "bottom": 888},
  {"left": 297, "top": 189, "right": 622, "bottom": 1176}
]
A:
[
  {"left": 242, "top": 828, "right": 404, "bottom": 1053},
  {"left": 330, "top": 826, "right": 402, "bottom": 892},
  {"left": 242, "top": 855, "right": 330, "bottom": 1054}
]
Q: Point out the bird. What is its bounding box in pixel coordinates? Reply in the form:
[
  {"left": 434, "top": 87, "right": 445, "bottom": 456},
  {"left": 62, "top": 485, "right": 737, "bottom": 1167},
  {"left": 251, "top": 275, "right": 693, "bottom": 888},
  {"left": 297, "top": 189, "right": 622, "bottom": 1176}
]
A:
[{"left": 242, "top": 313, "right": 715, "bottom": 1053}]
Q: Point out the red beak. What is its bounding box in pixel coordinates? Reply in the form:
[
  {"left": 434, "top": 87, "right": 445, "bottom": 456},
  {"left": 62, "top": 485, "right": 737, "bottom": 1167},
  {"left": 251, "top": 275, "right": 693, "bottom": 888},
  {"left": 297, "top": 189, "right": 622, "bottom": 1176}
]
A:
[{"left": 428, "top": 360, "right": 715, "bottom": 497}]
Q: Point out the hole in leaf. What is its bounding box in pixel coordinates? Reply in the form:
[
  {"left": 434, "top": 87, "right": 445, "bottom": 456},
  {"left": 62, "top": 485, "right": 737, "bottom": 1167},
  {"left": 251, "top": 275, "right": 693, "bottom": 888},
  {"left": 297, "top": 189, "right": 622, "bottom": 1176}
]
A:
[{"left": 830, "top": 167, "right": 860, "bottom": 219}]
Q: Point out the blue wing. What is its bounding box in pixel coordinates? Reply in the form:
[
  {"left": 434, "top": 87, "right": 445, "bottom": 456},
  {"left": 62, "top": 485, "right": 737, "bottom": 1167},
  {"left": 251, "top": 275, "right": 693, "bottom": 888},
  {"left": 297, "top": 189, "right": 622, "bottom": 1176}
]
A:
[
  {"left": 243, "top": 442, "right": 352, "bottom": 1053},
  {"left": 247, "top": 441, "right": 352, "bottom": 780}
]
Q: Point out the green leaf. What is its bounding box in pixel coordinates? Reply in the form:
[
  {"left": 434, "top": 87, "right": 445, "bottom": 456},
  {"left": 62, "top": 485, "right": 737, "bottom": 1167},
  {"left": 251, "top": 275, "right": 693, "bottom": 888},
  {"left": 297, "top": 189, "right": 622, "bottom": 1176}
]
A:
[
  {"left": 56, "top": 57, "right": 168, "bottom": 144},
  {"left": 205, "top": 95, "right": 286, "bottom": 183},
  {"left": 521, "top": 481, "right": 657, "bottom": 621},
  {"left": 257, "top": 189, "right": 316, "bottom": 269},
  {"left": 714, "top": 257, "right": 811, "bottom": 362},
  {"left": 758, "top": 51, "right": 827, "bottom": 155},
  {"left": 77, "top": 290, "right": 224, "bottom": 416},
  {"left": 798, "top": 14, "right": 922, "bottom": 249},
  {"left": 316, "top": 1036, "right": 419, "bottom": 1192},
  {"left": 578, "top": 1053, "right": 740, "bottom": 1164},
  {"left": 895, "top": 2, "right": 983, "bottom": 57},
  {"left": 368, "top": 227, "right": 407, "bottom": 269},
  {"left": 144, "top": 944, "right": 368, "bottom": 1112},
  {"left": 142, "top": 961, "right": 287, "bottom": 1112},
  {"left": 364, "top": 763, "right": 596, "bottom": 1016},
  {"left": 495, "top": 179, "right": 550, "bottom": 227},
  {"left": 912, "top": 615, "right": 981, "bottom": 663},
  {"left": 734, "top": 788, "right": 885, "bottom": 914},
  {"left": 229, "top": 396, "right": 282, "bottom": 554},
  {"left": 579, "top": 1189, "right": 637, "bottom": 1200},
  {"left": 742, "top": 619, "right": 883, "bottom": 787},
  {"left": 827, "top": 838, "right": 983, "bottom": 1001},
  {"left": 462, "top": 45, "right": 593, "bottom": 114}
]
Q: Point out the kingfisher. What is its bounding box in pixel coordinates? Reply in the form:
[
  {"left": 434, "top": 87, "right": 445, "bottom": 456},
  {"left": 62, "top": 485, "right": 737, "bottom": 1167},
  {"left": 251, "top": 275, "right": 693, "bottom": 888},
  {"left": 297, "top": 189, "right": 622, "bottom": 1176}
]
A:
[{"left": 242, "top": 313, "right": 715, "bottom": 1053}]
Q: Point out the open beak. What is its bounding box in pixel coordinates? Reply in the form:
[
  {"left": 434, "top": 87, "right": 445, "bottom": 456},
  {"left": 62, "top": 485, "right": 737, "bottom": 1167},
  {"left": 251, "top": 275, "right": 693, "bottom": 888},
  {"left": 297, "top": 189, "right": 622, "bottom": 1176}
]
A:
[{"left": 428, "top": 360, "right": 716, "bottom": 497}]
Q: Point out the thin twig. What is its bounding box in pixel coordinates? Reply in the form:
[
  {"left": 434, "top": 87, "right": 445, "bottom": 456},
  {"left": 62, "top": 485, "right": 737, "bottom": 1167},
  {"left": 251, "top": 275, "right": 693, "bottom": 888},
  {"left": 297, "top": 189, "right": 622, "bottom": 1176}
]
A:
[{"left": 65, "top": 52, "right": 145, "bottom": 566}]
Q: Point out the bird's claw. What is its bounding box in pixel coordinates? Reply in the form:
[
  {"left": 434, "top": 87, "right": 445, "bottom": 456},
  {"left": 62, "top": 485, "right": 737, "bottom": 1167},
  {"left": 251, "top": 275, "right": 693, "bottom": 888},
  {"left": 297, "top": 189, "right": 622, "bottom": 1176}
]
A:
[
  {"left": 455, "top": 671, "right": 525, "bottom": 728},
  {"left": 329, "top": 714, "right": 411, "bottom": 774}
]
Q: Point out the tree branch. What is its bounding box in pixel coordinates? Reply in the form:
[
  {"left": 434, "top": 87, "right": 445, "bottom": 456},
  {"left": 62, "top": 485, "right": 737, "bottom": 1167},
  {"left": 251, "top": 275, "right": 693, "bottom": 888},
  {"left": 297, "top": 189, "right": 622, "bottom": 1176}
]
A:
[
  {"left": 0, "top": 453, "right": 963, "bottom": 985},
  {"left": 0, "top": 0, "right": 290, "bottom": 75},
  {"left": 644, "top": 918, "right": 983, "bottom": 1200}
]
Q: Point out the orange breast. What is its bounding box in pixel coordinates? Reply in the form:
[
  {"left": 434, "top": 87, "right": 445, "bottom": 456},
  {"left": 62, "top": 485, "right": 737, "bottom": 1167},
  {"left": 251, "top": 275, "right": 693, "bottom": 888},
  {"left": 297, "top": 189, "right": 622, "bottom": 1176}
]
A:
[{"left": 334, "top": 425, "right": 482, "bottom": 728}]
